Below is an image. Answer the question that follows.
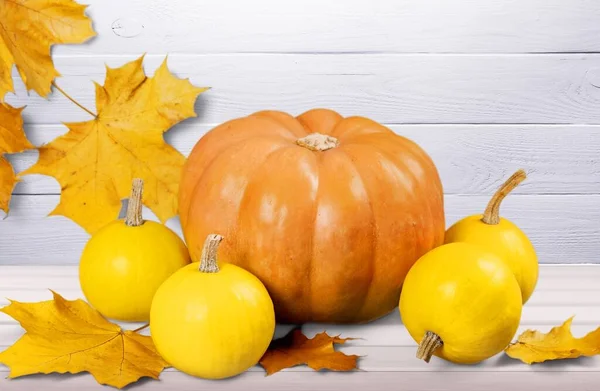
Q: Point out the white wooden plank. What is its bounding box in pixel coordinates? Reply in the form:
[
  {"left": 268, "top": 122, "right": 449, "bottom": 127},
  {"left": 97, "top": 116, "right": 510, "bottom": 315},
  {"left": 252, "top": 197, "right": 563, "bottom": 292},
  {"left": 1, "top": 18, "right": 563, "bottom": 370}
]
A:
[
  {"left": 0, "top": 343, "right": 598, "bottom": 373},
  {"left": 0, "top": 265, "right": 599, "bottom": 383},
  {"left": 1, "top": 266, "right": 597, "bottom": 299},
  {"left": 0, "top": 286, "right": 600, "bottom": 310},
  {"left": 1, "top": 194, "right": 598, "bottom": 264},
  {"left": 0, "top": 195, "right": 178, "bottom": 264},
  {"left": 2, "top": 287, "right": 596, "bottom": 316},
  {"left": 8, "top": 124, "right": 600, "bottom": 196},
  {"left": 1, "top": 267, "right": 599, "bottom": 351},
  {"left": 1, "top": 371, "right": 599, "bottom": 391},
  {"left": 7, "top": 54, "right": 600, "bottom": 125},
  {"left": 2, "top": 310, "right": 598, "bottom": 344},
  {"left": 1, "top": 286, "right": 597, "bottom": 307},
  {"left": 1, "top": 265, "right": 596, "bottom": 289},
  {"left": 303, "top": 310, "right": 600, "bottom": 347},
  {"left": 1, "top": 320, "right": 597, "bottom": 350},
  {"left": 335, "top": 346, "right": 600, "bottom": 372},
  {"left": 52, "top": 0, "right": 600, "bottom": 54},
  {"left": 0, "top": 263, "right": 595, "bottom": 277},
  {"left": 1, "top": 267, "right": 599, "bottom": 339}
]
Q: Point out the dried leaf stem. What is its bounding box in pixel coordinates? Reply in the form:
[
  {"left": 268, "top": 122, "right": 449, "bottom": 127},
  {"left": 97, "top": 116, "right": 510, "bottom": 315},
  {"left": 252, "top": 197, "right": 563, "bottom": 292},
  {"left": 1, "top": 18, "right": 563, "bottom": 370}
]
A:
[
  {"left": 52, "top": 81, "right": 97, "bottom": 118},
  {"left": 132, "top": 324, "right": 150, "bottom": 333}
]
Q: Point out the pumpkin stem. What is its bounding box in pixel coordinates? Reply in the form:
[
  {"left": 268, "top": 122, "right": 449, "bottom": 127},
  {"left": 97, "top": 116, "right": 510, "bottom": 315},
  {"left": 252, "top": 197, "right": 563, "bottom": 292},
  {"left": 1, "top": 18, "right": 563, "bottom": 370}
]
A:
[
  {"left": 416, "top": 331, "right": 443, "bottom": 363},
  {"left": 199, "top": 234, "right": 224, "bottom": 273},
  {"left": 481, "top": 169, "right": 527, "bottom": 225},
  {"left": 125, "top": 178, "right": 144, "bottom": 227},
  {"left": 296, "top": 133, "right": 339, "bottom": 151}
]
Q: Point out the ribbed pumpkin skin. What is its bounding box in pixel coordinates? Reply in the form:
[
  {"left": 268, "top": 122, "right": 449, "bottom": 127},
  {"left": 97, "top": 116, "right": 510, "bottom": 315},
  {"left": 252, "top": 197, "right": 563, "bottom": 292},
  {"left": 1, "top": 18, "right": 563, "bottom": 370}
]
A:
[{"left": 179, "top": 109, "right": 445, "bottom": 324}]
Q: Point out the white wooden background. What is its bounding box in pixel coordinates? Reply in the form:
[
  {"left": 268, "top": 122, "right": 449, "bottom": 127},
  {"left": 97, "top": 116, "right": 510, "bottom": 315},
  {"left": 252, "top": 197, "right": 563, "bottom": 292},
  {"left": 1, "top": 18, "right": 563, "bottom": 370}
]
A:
[{"left": 1, "top": 0, "right": 599, "bottom": 264}]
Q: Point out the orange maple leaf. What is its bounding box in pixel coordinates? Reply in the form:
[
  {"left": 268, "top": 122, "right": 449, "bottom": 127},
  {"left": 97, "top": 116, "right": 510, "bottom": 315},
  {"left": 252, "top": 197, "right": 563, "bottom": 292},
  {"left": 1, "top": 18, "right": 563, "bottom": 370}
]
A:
[
  {"left": 259, "top": 327, "right": 360, "bottom": 375},
  {"left": 0, "top": 291, "right": 168, "bottom": 389},
  {"left": 0, "top": 103, "right": 33, "bottom": 213},
  {"left": 505, "top": 317, "right": 600, "bottom": 364}
]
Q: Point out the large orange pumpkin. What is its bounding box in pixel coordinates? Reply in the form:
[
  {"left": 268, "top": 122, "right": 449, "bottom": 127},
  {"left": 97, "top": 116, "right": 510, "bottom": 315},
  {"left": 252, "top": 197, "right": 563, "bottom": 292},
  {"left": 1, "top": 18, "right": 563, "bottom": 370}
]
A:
[{"left": 179, "top": 109, "right": 445, "bottom": 324}]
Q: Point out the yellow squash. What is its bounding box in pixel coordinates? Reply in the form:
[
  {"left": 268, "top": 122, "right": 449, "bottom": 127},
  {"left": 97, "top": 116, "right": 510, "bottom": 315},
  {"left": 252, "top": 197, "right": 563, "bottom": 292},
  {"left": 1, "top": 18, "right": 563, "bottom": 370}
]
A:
[
  {"left": 79, "top": 179, "right": 190, "bottom": 322},
  {"left": 445, "top": 169, "right": 538, "bottom": 303},
  {"left": 399, "top": 242, "right": 522, "bottom": 364},
  {"left": 150, "top": 234, "right": 276, "bottom": 379}
]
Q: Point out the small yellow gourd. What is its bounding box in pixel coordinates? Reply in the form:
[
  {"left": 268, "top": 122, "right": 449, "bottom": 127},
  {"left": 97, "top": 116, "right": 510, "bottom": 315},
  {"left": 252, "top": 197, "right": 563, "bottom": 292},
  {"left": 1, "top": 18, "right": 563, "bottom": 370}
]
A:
[
  {"left": 150, "top": 234, "right": 276, "bottom": 379},
  {"left": 79, "top": 179, "right": 191, "bottom": 322},
  {"left": 445, "top": 169, "right": 538, "bottom": 303},
  {"left": 399, "top": 242, "right": 522, "bottom": 364}
]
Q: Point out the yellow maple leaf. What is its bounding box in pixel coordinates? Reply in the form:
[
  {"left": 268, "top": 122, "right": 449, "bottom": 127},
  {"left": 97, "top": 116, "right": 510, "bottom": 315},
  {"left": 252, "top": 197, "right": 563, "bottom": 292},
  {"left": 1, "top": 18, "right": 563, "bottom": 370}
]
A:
[
  {"left": 505, "top": 317, "right": 600, "bottom": 364},
  {"left": 259, "top": 327, "right": 360, "bottom": 375},
  {"left": 0, "top": 102, "right": 33, "bottom": 213},
  {"left": 0, "top": 291, "right": 168, "bottom": 389},
  {"left": 0, "top": 0, "right": 95, "bottom": 100},
  {"left": 22, "top": 56, "right": 208, "bottom": 233}
]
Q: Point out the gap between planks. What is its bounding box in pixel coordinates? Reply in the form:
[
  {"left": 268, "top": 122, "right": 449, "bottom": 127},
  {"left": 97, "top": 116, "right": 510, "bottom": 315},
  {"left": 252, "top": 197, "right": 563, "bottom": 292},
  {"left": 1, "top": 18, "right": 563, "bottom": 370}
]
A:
[{"left": 43, "top": 53, "right": 600, "bottom": 58}]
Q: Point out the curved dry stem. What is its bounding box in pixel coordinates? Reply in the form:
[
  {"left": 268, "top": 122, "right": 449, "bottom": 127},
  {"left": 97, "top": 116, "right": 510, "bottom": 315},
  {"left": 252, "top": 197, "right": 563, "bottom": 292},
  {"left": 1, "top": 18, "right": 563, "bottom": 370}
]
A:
[{"left": 482, "top": 169, "right": 527, "bottom": 225}]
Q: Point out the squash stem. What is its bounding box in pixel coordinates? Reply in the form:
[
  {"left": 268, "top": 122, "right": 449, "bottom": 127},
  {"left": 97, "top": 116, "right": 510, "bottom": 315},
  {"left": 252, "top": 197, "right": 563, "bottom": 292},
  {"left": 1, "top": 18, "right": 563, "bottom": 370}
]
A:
[
  {"left": 125, "top": 178, "right": 144, "bottom": 227},
  {"left": 481, "top": 169, "right": 526, "bottom": 225},
  {"left": 416, "top": 331, "right": 443, "bottom": 363},
  {"left": 199, "top": 234, "right": 224, "bottom": 273},
  {"left": 296, "top": 133, "right": 339, "bottom": 151}
]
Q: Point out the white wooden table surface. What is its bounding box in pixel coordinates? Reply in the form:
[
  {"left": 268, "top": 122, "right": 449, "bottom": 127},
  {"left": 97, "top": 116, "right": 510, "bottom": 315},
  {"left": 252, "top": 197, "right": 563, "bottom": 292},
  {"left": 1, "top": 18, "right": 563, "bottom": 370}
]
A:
[{"left": 0, "top": 265, "right": 598, "bottom": 391}]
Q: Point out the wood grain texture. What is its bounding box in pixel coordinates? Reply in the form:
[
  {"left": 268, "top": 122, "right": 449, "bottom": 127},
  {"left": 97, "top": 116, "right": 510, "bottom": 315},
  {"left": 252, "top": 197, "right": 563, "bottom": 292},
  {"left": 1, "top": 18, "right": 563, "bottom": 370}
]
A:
[
  {"left": 51, "top": 0, "right": 600, "bottom": 54},
  {"left": 0, "top": 344, "right": 599, "bottom": 373},
  {"left": 0, "top": 194, "right": 598, "bottom": 264},
  {"left": 8, "top": 124, "right": 600, "bottom": 196},
  {"left": 2, "top": 371, "right": 599, "bottom": 391},
  {"left": 0, "top": 266, "right": 598, "bottom": 390},
  {"left": 7, "top": 54, "right": 600, "bottom": 125},
  {"left": 0, "top": 266, "right": 599, "bottom": 350},
  {"left": 1, "top": 268, "right": 597, "bottom": 339}
]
